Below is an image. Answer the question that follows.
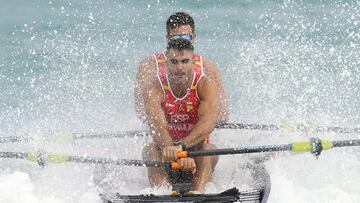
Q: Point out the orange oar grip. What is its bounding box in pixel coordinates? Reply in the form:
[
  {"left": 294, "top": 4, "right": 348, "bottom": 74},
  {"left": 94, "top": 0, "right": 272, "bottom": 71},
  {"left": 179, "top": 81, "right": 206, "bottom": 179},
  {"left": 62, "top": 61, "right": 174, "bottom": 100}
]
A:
[
  {"left": 171, "top": 162, "right": 181, "bottom": 170},
  {"left": 176, "top": 151, "right": 189, "bottom": 159}
]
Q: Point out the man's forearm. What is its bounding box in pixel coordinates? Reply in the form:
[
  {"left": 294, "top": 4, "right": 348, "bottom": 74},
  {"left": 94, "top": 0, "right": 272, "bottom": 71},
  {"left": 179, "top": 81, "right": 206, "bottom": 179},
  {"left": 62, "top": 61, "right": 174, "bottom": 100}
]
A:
[
  {"left": 147, "top": 113, "right": 174, "bottom": 147},
  {"left": 150, "top": 124, "right": 173, "bottom": 147},
  {"left": 143, "top": 81, "right": 174, "bottom": 148},
  {"left": 183, "top": 79, "right": 219, "bottom": 148},
  {"left": 182, "top": 116, "right": 216, "bottom": 148}
]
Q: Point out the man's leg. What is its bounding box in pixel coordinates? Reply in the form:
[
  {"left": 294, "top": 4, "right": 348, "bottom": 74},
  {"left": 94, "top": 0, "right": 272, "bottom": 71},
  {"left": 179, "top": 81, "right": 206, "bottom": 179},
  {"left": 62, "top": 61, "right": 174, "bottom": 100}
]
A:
[
  {"left": 191, "top": 143, "right": 219, "bottom": 192},
  {"left": 142, "top": 143, "right": 169, "bottom": 187}
]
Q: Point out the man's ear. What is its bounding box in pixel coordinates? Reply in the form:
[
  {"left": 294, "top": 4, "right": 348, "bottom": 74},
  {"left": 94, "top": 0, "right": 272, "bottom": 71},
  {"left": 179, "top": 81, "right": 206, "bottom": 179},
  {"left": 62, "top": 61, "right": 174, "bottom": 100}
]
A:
[
  {"left": 165, "top": 35, "right": 171, "bottom": 43},
  {"left": 192, "top": 33, "right": 196, "bottom": 44}
]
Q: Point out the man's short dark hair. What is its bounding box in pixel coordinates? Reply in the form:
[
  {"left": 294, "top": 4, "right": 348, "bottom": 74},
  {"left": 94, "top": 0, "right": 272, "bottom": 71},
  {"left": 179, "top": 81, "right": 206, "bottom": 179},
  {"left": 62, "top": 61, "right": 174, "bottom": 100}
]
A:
[
  {"left": 166, "top": 38, "right": 194, "bottom": 51},
  {"left": 166, "top": 12, "right": 195, "bottom": 35}
]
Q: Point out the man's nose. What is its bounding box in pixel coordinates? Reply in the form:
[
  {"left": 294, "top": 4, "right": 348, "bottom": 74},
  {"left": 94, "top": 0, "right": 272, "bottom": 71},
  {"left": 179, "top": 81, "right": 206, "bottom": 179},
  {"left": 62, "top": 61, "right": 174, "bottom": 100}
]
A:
[{"left": 175, "top": 63, "right": 184, "bottom": 70}]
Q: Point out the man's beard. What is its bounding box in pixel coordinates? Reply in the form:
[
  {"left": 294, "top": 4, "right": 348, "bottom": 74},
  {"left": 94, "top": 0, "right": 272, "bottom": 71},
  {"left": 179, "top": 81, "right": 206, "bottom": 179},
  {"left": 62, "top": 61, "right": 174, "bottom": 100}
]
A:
[{"left": 170, "top": 71, "right": 188, "bottom": 85}]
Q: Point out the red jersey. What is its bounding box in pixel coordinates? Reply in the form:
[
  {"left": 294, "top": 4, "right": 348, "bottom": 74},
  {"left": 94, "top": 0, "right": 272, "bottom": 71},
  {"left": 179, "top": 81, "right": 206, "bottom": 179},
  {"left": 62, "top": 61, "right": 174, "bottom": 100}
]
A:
[{"left": 155, "top": 52, "right": 204, "bottom": 141}]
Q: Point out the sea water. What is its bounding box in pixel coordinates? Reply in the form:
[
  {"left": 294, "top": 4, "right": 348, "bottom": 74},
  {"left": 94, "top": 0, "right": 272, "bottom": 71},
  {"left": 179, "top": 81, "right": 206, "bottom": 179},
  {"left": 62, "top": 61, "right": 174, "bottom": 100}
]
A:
[{"left": 0, "top": 0, "right": 359, "bottom": 202}]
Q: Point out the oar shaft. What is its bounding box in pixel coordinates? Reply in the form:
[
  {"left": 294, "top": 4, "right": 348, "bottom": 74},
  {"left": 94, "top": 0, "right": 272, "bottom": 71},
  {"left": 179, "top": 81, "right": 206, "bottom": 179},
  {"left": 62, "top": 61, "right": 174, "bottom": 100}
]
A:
[
  {"left": 0, "top": 131, "right": 149, "bottom": 144},
  {"left": 0, "top": 152, "right": 28, "bottom": 159},
  {"left": 73, "top": 131, "right": 148, "bottom": 139},
  {"left": 183, "top": 144, "right": 292, "bottom": 157},
  {"left": 324, "top": 127, "right": 360, "bottom": 134},
  {"left": 0, "top": 151, "right": 177, "bottom": 168},
  {"left": 217, "top": 122, "right": 360, "bottom": 134},
  {"left": 65, "top": 155, "right": 181, "bottom": 169},
  {"left": 0, "top": 136, "right": 31, "bottom": 143},
  {"left": 66, "top": 155, "right": 165, "bottom": 167},
  {"left": 178, "top": 138, "right": 360, "bottom": 158},
  {"left": 332, "top": 139, "right": 360, "bottom": 148},
  {"left": 215, "top": 123, "right": 279, "bottom": 130}
]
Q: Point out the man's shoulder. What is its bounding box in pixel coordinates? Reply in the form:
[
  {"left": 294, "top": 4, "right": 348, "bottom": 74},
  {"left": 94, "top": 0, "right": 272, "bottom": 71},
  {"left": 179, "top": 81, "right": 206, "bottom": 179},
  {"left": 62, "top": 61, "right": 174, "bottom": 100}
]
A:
[
  {"left": 137, "top": 55, "right": 158, "bottom": 77},
  {"left": 139, "top": 55, "right": 156, "bottom": 67},
  {"left": 193, "top": 53, "right": 216, "bottom": 69},
  {"left": 199, "top": 56, "right": 221, "bottom": 79},
  {"left": 201, "top": 57, "right": 216, "bottom": 68},
  {"left": 138, "top": 51, "right": 167, "bottom": 67}
]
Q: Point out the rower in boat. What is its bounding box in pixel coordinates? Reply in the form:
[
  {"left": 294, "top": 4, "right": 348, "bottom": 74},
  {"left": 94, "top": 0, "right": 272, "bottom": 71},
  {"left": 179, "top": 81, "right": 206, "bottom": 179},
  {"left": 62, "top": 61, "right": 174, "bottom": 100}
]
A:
[
  {"left": 140, "top": 38, "right": 221, "bottom": 194},
  {"left": 135, "top": 12, "right": 229, "bottom": 125}
]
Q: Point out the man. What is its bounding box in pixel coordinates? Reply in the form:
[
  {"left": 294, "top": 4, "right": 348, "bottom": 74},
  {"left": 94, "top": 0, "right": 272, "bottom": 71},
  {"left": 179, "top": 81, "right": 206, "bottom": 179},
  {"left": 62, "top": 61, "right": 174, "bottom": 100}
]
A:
[
  {"left": 135, "top": 12, "right": 228, "bottom": 124},
  {"left": 142, "top": 38, "right": 220, "bottom": 193}
]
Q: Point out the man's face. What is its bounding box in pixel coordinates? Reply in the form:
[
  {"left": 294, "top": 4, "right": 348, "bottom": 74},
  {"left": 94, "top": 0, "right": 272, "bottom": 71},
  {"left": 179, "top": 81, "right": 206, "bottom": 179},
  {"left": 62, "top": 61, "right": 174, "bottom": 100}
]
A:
[
  {"left": 166, "top": 49, "right": 194, "bottom": 86},
  {"left": 167, "top": 25, "right": 195, "bottom": 44}
]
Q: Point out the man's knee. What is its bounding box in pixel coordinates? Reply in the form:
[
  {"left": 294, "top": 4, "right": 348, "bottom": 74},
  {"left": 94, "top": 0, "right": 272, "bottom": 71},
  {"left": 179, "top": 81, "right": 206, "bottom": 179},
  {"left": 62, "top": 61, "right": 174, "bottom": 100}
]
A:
[
  {"left": 200, "top": 143, "right": 216, "bottom": 150},
  {"left": 197, "top": 143, "right": 219, "bottom": 170},
  {"left": 142, "top": 143, "right": 161, "bottom": 160}
]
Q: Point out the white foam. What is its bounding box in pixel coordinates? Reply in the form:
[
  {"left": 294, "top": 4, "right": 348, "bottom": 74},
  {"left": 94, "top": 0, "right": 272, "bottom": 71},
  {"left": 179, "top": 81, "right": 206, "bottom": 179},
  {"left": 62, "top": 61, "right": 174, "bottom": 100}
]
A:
[{"left": 0, "top": 171, "right": 63, "bottom": 203}]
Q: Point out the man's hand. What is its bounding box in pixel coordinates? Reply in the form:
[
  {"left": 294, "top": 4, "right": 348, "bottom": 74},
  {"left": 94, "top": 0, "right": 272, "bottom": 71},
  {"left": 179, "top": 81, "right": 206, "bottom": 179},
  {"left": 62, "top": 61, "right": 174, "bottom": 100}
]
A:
[
  {"left": 162, "top": 145, "right": 183, "bottom": 161},
  {"left": 177, "top": 158, "right": 196, "bottom": 174}
]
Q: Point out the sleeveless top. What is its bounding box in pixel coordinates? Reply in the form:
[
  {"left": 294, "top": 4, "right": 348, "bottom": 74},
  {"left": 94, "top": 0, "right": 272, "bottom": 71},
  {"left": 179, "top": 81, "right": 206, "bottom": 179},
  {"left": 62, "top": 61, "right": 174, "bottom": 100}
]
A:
[{"left": 154, "top": 52, "right": 204, "bottom": 141}]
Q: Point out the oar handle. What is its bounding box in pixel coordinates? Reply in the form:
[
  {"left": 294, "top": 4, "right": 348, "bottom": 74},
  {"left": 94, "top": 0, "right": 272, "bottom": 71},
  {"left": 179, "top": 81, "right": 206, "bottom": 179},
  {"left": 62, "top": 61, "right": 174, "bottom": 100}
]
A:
[
  {"left": 176, "top": 151, "right": 189, "bottom": 158},
  {"left": 170, "top": 162, "right": 182, "bottom": 170}
]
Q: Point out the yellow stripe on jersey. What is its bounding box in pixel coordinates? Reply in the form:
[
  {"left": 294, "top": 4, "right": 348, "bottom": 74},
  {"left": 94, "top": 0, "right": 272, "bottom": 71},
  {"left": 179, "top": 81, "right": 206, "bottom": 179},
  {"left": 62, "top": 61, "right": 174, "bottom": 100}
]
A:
[{"left": 163, "top": 85, "right": 169, "bottom": 90}]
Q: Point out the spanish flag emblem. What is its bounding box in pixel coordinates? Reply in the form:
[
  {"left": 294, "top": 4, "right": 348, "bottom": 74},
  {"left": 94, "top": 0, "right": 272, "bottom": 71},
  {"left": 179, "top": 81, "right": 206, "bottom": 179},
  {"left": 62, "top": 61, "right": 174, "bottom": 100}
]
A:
[{"left": 186, "top": 101, "right": 193, "bottom": 110}]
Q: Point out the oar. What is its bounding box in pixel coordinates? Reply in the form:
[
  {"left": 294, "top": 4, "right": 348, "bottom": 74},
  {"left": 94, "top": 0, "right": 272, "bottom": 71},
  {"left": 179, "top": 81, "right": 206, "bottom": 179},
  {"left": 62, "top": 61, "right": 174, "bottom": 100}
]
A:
[
  {"left": 216, "top": 122, "right": 360, "bottom": 134},
  {"left": 215, "top": 123, "right": 279, "bottom": 130},
  {"left": 0, "top": 151, "right": 181, "bottom": 169},
  {"left": 1, "top": 123, "right": 359, "bottom": 144},
  {"left": 0, "top": 130, "right": 149, "bottom": 144},
  {"left": 176, "top": 138, "right": 360, "bottom": 158},
  {"left": 1, "top": 138, "right": 359, "bottom": 169}
]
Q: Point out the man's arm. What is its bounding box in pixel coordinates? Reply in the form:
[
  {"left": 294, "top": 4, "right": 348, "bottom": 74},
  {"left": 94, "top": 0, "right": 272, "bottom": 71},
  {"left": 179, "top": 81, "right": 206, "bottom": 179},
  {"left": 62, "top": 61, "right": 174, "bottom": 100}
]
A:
[
  {"left": 135, "top": 56, "right": 157, "bottom": 122},
  {"left": 182, "top": 77, "right": 219, "bottom": 148},
  {"left": 143, "top": 79, "right": 174, "bottom": 147},
  {"left": 203, "top": 58, "right": 229, "bottom": 123}
]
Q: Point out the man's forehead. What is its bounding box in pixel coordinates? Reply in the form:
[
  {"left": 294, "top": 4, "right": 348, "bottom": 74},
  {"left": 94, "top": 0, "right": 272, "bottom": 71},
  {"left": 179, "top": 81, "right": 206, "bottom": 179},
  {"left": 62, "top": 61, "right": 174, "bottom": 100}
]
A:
[
  {"left": 169, "top": 25, "right": 193, "bottom": 35},
  {"left": 168, "top": 49, "right": 192, "bottom": 58}
]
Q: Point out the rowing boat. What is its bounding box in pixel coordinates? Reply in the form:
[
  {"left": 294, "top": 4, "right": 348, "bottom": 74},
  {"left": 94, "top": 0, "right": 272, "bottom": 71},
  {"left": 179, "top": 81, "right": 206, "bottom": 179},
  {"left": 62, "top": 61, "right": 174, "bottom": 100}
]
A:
[
  {"left": 102, "top": 187, "right": 266, "bottom": 203},
  {"left": 100, "top": 163, "right": 272, "bottom": 203}
]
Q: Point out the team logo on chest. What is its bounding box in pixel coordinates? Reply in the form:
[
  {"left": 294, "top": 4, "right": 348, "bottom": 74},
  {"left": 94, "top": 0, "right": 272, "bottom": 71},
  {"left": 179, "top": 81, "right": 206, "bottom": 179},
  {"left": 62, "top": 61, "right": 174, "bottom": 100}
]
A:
[
  {"left": 170, "top": 114, "right": 190, "bottom": 123},
  {"left": 186, "top": 101, "right": 193, "bottom": 111},
  {"left": 176, "top": 100, "right": 194, "bottom": 112}
]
